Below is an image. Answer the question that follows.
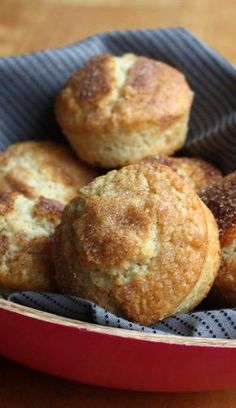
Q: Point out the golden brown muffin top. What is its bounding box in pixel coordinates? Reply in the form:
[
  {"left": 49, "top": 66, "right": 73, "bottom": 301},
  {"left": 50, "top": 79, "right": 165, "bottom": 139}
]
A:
[
  {"left": 142, "top": 154, "right": 222, "bottom": 193},
  {"left": 0, "top": 192, "right": 64, "bottom": 291},
  {"left": 54, "top": 162, "right": 209, "bottom": 324},
  {"left": 201, "top": 172, "right": 236, "bottom": 243},
  {"left": 57, "top": 53, "right": 193, "bottom": 132},
  {"left": 201, "top": 172, "right": 236, "bottom": 306},
  {"left": 0, "top": 141, "right": 97, "bottom": 203}
]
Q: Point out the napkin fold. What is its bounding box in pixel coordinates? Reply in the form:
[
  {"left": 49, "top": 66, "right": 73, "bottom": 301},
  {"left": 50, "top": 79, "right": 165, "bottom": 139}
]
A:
[
  {"left": 8, "top": 292, "right": 236, "bottom": 339},
  {"left": 1, "top": 27, "right": 236, "bottom": 338}
]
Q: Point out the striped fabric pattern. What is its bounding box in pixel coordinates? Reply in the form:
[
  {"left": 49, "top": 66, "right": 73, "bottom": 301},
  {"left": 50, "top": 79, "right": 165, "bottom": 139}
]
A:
[
  {"left": 8, "top": 292, "right": 236, "bottom": 339},
  {"left": 1, "top": 28, "right": 236, "bottom": 172},
  {"left": 1, "top": 28, "right": 236, "bottom": 338}
]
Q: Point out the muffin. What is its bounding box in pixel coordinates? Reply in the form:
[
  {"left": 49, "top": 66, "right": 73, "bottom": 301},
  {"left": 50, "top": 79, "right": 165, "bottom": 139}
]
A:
[
  {"left": 201, "top": 172, "right": 236, "bottom": 306},
  {"left": 0, "top": 140, "right": 98, "bottom": 204},
  {"left": 0, "top": 192, "right": 64, "bottom": 291},
  {"left": 56, "top": 53, "right": 193, "bottom": 168},
  {"left": 53, "top": 162, "right": 220, "bottom": 325},
  {"left": 141, "top": 154, "right": 222, "bottom": 193}
]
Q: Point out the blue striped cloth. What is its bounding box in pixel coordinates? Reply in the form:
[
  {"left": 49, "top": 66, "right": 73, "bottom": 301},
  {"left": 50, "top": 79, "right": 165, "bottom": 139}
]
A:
[
  {"left": 2, "top": 28, "right": 236, "bottom": 338},
  {"left": 8, "top": 292, "right": 236, "bottom": 339}
]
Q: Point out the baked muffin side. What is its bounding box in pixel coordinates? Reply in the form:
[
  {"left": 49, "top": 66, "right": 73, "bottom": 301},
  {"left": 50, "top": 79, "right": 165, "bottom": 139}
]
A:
[
  {"left": 0, "top": 192, "right": 64, "bottom": 291},
  {"left": 56, "top": 54, "right": 193, "bottom": 168},
  {"left": 53, "top": 162, "right": 220, "bottom": 325},
  {"left": 0, "top": 140, "right": 98, "bottom": 203},
  {"left": 201, "top": 172, "right": 236, "bottom": 306},
  {"left": 141, "top": 154, "right": 222, "bottom": 193}
]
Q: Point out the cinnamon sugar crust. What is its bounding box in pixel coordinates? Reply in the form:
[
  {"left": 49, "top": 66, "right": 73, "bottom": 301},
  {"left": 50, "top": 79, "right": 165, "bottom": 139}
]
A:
[
  {"left": 53, "top": 162, "right": 220, "bottom": 325},
  {"left": 201, "top": 172, "right": 236, "bottom": 306},
  {"left": 0, "top": 192, "right": 64, "bottom": 291},
  {"left": 142, "top": 154, "right": 222, "bottom": 193},
  {"left": 56, "top": 54, "right": 193, "bottom": 168},
  {"left": 0, "top": 140, "right": 98, "bottom": 203}
]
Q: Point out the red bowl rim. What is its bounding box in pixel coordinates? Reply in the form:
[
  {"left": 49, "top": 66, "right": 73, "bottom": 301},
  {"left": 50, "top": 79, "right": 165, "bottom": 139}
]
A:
[{"left": 1, "top": 298, "right": 236, "bottom": 349}]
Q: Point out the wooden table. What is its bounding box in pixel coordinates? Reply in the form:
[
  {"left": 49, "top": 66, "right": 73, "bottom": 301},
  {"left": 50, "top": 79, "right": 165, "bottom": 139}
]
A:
[
  {"left": 1, "top": 0, "right": 236, "bottom": 64},
  {"left": 2, "top": 355, "right": 236, "bottom": 408},
  {"left": 1, "top": 0, "right": 236, "bottom": 406}
]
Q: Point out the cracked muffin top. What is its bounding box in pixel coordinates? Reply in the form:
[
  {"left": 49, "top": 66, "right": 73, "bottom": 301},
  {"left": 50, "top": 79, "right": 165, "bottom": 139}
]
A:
[
  {"left": 0, "top": 140, "right": 98, "bottom": 203},
  {"left": 53, "top": 162, "right": 220, "bottom": 325},
  {"left": 0, "top": 192, "right": 64, "bottom": 291},
  {"left": 141, "top": 154, "right": 222, "bottom": 193},
  {"left": 56, "top": 54, "right": 193, "bottom": 168}
]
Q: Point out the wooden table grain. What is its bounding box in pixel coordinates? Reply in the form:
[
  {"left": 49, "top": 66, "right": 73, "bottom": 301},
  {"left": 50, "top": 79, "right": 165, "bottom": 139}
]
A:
[
  {"left": 2, "top": 355, "right": 236, "bottom": 408},
  {"left": 1, "top": 0, "right": 236, "bottom": 406},
  {"left": 1, "top": 0, "right": 236, "bottom": 64}
]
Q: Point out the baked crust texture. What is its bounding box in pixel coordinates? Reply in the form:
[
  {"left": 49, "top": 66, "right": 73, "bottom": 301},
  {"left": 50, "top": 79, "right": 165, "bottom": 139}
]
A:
[
  {"left": 56, "top": 54, "right": 193, "bottom": 168},
  {"left": 201, "top": 172, "right": 236, "bottom": 306},
  {"left": 0, "top": 192, "right": 64, "bottom": 291},
  {"left": 141, "top": 154, "right": 222, "bottom": 193},
  {"left": 0, "top": 140, "right": 97, "bottom": 203},
  {"left": 53, "top": 162, "right": 220, "bottom": 325}
]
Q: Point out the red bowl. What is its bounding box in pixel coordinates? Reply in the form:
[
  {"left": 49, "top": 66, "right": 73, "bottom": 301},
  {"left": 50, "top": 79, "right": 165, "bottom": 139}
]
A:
[{"left": 1, "top": 298, "right": 236, "bottom": 392}]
